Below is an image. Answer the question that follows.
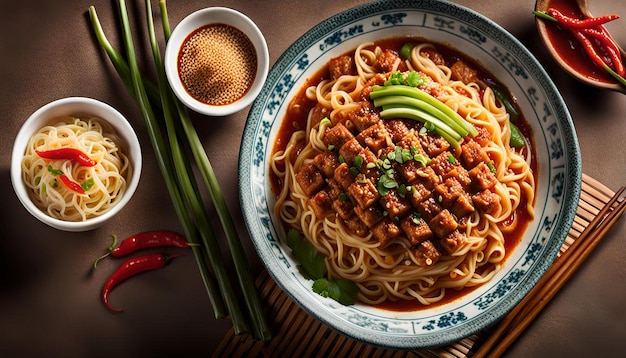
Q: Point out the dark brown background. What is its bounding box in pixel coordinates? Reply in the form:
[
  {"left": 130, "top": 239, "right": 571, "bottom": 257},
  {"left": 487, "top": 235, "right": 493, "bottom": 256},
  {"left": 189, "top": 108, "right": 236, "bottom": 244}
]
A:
[{"left": 1, "top": 0, "right": 625, "bottom": 357}]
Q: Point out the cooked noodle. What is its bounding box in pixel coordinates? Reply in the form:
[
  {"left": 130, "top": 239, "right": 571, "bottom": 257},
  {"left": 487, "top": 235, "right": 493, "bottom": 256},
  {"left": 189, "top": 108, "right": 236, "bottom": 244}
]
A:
[
  {"left": 21, "top": 116, "right": 130, "bottom": 222},
  {"left": 271, "top": 39, "right": 535, "bottom": 306}
]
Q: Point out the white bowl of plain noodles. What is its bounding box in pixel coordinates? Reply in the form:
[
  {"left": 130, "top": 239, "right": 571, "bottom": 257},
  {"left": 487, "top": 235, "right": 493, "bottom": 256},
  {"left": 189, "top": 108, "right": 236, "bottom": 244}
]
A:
[{"left": 11, "top": 97, "right": 142, "bottom": 232}]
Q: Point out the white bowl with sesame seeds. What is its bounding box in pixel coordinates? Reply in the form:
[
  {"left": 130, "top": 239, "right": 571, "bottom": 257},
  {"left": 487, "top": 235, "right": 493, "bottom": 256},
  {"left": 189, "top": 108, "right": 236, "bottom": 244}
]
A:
[{"left": 164, "top": 7, "right": 269, "bottom": 117}]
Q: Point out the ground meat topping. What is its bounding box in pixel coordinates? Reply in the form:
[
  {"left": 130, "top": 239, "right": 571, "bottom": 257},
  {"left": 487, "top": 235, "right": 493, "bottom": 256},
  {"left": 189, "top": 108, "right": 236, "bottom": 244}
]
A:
[{"left": 295, "top": 99, "right": 500, "bottom": 266}]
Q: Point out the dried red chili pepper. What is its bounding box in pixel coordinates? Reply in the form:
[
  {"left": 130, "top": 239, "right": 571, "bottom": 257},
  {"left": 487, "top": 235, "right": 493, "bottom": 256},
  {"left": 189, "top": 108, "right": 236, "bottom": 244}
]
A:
[
  {"left": 93, "top": 230, "right": 194, "bottom": 267},
  {"left": 35, "top": 148, "right": 97, "bottom": 167},
  {"left": 59, "top": 174, "right": 85, "bottom": 194},
  {"left": 101, "top": 252, "right": 182, "bottom": 313}
]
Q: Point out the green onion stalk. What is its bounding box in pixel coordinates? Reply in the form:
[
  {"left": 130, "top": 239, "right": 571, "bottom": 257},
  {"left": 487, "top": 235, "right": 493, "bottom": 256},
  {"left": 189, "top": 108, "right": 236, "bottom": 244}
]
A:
[
  {"left": 88, "top": 0, "right": 270, "bottom": 341},
  {"left": 369, "top": 84, "right": 478, "bottom": 148},
  {"left": 157, "top": 0, "right": 270, "bottom": 340},
  {"left": 90, "top": 1, "right": 227, "bottom": 322},
  {"left": 144, "top": 0, "right": 251, "bottom": 336}
]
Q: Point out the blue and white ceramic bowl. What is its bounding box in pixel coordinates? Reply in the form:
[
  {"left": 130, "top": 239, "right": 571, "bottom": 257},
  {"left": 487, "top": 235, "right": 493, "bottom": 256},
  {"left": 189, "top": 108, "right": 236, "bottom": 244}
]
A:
[{"left": 239, "top": 0, "right": 581, "bottom": 349}]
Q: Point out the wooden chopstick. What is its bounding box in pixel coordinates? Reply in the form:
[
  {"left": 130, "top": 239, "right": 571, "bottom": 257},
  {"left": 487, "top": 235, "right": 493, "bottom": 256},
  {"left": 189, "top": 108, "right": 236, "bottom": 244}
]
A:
[
  {"left": 493, "top": 190, "right": 626, "bottom": 355},
  {"left": 513, "top": 187, "right": 626, "bottom": 318},
  {"left": 473, "top": 185, "right": 626, "bottom": 358}
]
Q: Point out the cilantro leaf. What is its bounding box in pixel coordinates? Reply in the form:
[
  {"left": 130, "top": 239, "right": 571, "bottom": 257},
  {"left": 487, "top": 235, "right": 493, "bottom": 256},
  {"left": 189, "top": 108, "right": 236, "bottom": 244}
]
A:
[
  {"left": 312, "top": 278, "right": 359, "bottom": 305},
  {"left": 286, "top": 229, "right": 327, "bottom": 280},
  {"left": 286, "top": 229, "right": 359, "bottom": 305}
]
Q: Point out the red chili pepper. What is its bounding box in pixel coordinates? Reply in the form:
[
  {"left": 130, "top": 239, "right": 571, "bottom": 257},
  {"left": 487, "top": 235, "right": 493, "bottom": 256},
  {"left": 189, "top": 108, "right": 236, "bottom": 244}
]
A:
[
  {"left": 581, "top": 27, "right": 625, "bottom": 76},
  {"left": 571, "top": 30, "right": 608, "bottom": 68},
  {"left": 539, "top": 7, "right": 626, "bottom": 82},
  {"left": 101, "top": 252, "right": 182, "bottom": 313},
  {"left": 553, "top": 18, "right": 625, "bottom": 78},
  {"left": 59, "top": 174, "right": 85, "bottom": 194},
  {"left": 35, "top": 148, "right": 97, "bottom": 167},
  {"left": 93, "top": 230, "right": 195, "bottom": 267},
  {"left": 548, "top": 8, "right": 619, "bottom": 29},
  {"left": 573, "top": 30, "right": 621, "bottom": 76},
  {"left": 112, "top": 230, "right": 193, "bottom": 256}
]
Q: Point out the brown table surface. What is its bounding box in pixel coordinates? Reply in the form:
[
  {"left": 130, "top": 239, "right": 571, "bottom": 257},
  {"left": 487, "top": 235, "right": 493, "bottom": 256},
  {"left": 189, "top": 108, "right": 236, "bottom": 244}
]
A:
[{"left": 2, "top": 0, "right": 625, "bottom": 356}]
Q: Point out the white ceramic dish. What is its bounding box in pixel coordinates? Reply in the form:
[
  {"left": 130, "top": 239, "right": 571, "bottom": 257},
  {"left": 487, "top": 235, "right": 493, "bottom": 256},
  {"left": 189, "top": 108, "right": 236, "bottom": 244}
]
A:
[
  {"left": 11, "top": 97, "right": 142, "bottom": 232},
  {"left": 164, "top": 7, "right": 269, "bottom": 116},
  {"left": 239, "top": 0, "right": 581, "bottom": 349}
]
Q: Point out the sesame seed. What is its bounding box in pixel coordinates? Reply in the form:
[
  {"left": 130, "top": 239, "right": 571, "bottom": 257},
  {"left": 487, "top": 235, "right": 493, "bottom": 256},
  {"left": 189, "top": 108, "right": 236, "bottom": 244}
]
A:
[{"left": 178, "top": 24, "right": 257, "bottom": 106}]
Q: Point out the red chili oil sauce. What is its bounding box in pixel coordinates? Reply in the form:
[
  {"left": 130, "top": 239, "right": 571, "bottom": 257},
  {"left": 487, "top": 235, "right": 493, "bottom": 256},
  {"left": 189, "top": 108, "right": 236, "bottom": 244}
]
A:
[{"left": 270, "top": 38, "right": 537, "bottom": 311}]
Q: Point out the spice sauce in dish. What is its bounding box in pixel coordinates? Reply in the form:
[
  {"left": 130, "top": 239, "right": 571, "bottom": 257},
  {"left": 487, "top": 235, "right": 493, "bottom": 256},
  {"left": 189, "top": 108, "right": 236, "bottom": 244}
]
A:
[
  {"left": 542, "top": 0, "right": 616, "bottom": 84},
  {"left": 177, "top": 23, "right": 257, "bottom": 106}
]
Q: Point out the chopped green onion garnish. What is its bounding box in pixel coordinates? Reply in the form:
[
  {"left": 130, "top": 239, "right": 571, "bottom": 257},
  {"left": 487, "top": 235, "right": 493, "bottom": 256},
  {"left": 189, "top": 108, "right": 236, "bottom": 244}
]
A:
[
  {"left": 81, "top": 178, "right": 95, "bottom": 191},
  {"left": 353, "top": 155, "right": 363, "bottom": 168},
  {"left": 400, "top": 43, "right": 416, "bottom": 60},
  {"left": 47, "top": 165, "right": 63, "bottom": 176},
  {"left": 398, "top": 184, "right": 407, "bottom": 198}
]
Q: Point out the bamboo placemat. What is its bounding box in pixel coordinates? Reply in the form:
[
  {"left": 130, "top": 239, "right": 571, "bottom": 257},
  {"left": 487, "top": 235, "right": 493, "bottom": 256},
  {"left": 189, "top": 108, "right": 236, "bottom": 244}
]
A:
[{"left": 214, "top": 173, "right": 616, "bottom": 357}]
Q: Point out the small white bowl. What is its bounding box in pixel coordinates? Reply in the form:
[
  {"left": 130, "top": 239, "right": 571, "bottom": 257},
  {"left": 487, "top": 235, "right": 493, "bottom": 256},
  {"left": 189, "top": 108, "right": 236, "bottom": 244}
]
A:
[
  {"left": 10, "top": 97, "right": 142, "bottom": 232},
  {"left": 164, "top": 7, "right": 269, "bottom": 116}
]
